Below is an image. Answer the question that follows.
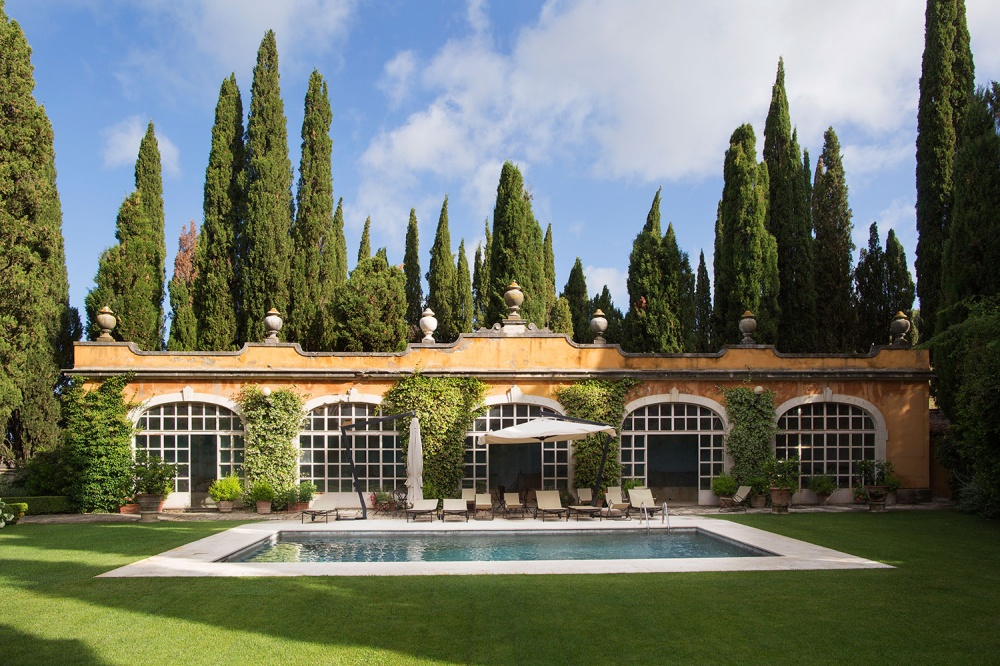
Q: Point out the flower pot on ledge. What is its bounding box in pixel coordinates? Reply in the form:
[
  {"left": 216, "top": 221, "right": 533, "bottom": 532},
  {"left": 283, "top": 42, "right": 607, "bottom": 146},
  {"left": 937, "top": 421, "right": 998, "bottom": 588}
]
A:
[{"left": 769, "top": 488, "right": 791, "bottom": 514}]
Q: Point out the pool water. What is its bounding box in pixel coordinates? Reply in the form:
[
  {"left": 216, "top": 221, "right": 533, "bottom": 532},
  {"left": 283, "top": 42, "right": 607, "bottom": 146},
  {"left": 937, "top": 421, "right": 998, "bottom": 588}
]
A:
[{"left": 226, "top": 529, "right": 771, "bottom": 563}]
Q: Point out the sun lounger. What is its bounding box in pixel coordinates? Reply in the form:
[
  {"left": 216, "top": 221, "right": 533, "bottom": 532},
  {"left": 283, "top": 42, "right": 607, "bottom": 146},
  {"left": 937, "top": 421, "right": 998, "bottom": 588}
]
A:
[
  {"left": 474, "top": 493, "right": 494, "bottom": 520},
  {"left": 301, "top": 492, "right": 339, "bottom": 523},
  {"left": 502, "top": 492, "right": 526, "bottom": 519},
  {"left": 405, "top": 498, "right": 439, "bottom": 522},
  {"left": 719, "top": 485, "right": 752, "bottom": 513},
  {"left": 576, "top": 487, "right": 593, "bottom": 505},
  {"left": 534, "top": 490, "right": 569, "bottom": 521},
  {"left": 628, "top": 487, "right": 663, "bottom": 518},
  {"left": 441, "top": 498, "right": 470, "bottom": 522},
  {"left": 461, "top": 487, "right": 476, "bottom": 512}
]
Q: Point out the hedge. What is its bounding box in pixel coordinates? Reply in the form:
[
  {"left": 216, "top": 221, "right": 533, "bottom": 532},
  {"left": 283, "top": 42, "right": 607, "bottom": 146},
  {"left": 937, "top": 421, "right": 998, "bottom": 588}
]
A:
[{"left": 1, "top": 496, "right": 73, "bottom": 515}]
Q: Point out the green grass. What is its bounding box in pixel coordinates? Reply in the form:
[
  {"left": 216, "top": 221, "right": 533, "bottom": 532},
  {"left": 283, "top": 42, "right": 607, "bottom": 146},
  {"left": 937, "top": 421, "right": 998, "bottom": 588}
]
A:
[{"left": 1, "top": 512, "right": 998, "bottom": 665}]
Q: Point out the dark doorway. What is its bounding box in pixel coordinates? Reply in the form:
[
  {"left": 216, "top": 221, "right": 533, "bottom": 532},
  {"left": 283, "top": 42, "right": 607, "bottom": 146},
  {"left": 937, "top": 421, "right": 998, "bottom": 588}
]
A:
[
  {"left": 489, "top": 443, "right": 541, "bottom": 493},
  {"left": 190, "top": 434, "right": 217, "bottom": 508},
  {"left": 647, "top": 434, "right": 699, "bottom": 503}
]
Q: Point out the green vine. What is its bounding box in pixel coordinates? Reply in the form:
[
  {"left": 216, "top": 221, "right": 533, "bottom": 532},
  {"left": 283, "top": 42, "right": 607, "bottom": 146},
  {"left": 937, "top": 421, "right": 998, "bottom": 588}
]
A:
[
  {"left": 554, "top": 378, "right": 641, "bottom": 490},
  {"left": 720, "top": 385, "right": 777, "bottom": 494},
  {"left": 380, "top": 373, "right": 487, "bottom": 499},
  {"left": 236, "top": 386, "right": 306, "bottom": 495}
]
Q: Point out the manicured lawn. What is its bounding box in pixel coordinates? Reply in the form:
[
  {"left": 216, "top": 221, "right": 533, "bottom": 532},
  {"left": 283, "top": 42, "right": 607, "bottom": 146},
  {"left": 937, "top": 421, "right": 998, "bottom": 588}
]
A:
[{"left": 1, "top": 511, "right": 997, "bottom": 665}]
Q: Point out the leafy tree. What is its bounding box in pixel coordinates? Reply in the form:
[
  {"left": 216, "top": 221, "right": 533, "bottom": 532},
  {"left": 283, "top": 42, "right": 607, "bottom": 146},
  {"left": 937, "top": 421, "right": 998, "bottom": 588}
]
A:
[
  {"left": 589, "top": 285, "right": 623, "bottom": 346},
  {"left": 454, "top": 239, "right": 473, "bottom": 336},
  {"left": 426, "top": 197, "right": 457, "bottom": 341},
  {"left": 194, "top": 74, "right": 244, "bottom": 350},
  {"left": 166, "top": 222, "right": 198, "bottom": 351},
  {"left": 357, "top": 216, "right": 371, "bottom": 263},
  {"left": 543, "top": 223, "right": 556, "bottom": 322},
  {"left": 561, "top": 258, "right": 590, "bottom": 342},
  {"left": 916, "top": 0, "right": 975, "bottom": 340},
  {"left": 0, "top": 7, "right": 77, "bottom": 462},
  {"left": 330, "top": 253, "right": 408, "bottom": 352},
  {"left": 403, "top": 207, "right": 422, "bottom": 329},
  {"left": 854, "top": 223, "right": 890, "bottom": 350},
  {"left": 694, "top": 251, "right": 713, "bottom": 351},
  {"left": 135, "top": 122, "right": 166, "bottom": 345},
  {"left": 549, "top": 297, "right": 574, "bottom": 336},
  {"left": 288, "top": 69, "right": 337, "bottom": 351},
  {"left": 813, "top": 127, "right": 856, "bottom": 352},
  {"left": 240, "top": 30, "right": 294, "bottom": 343}
]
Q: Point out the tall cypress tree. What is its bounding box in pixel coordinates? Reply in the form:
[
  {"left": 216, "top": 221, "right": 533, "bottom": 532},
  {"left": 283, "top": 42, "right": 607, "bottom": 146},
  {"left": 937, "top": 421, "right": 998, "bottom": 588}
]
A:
[
  {"left": 357, "top": 216, "right": 371, "bottom": 264},
  {"left": 403, "top": 208, "right": 422, "bottom": 329},
  {"left": 712, "top": 124, "right": 779, "bottom": 345},
  {"left": 240, "top": 30, "right": 294, "bottom": 343},
  {"left": 454, "top": 239, "right": 473, "bottom": 336},
  {"left": 331, "top": 197, "right": 347, "bottom": 283},
  {"left": 763, "top": 59, "right": 815, "bottom": 351},
  {"left": 135, "top": 121, "right": 166, "bottom": 347},
  {"left": 167, "top": 221, "right": 198, "bottom": 351},
  {"left": 813, "top": 127, "right": 856, "bottom": 352},
  {"left": 472, "top": 242, "right": 484, "bottom": 329},
  {"left": 288, "top": 70, "right": 336, "bottom": 351},
  {"left": 543, "top": 223, "right": 556, "bottom": 323},
  {"left": 885, "top": 228, "right": 916, "bottom": 322},
  {"left": 854, "top": 223, "right": 890, "bottom": 350},
  {"left": 561, "top": 258, "right": 590, "bottom": 343},
  {"left": 589, "top": 286, "right": 623, "bottom": 345},
  {"left": 694, "top": 251, "right": 713, "bottom": 351},
  {"left": 194, "top": 74, "right": 244, "bottom": 350},
  {"left": 0, "top": 5, "right": 77, "bottom": 461},
  {"left": 915, "top": 0, "right": 975, "bottom": 340},
  {"left": 663, "top": 223, "right": 695, "bottom": 352},
  {"left": 427, "top": 197, "right": 457, "bottom": 342}
]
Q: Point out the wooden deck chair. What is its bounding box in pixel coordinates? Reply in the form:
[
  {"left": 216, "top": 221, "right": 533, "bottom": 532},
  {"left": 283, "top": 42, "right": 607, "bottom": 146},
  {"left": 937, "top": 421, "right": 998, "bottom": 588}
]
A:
[
  {"left": 474, "top": 493, "right": 495, "bottom": 520},
  {"left": 404, "top": 498, "right": 439, "bottom": 522},
  {"left": 502, "top": 492, "right": 526, "bottom": 519},
  {"left": 600, "top": 486, "right": 630, "bottom": 520},
  {"left": 628, "top": 487, "right": 663, "bottom": 518},
  {"left": 718, "top": 485, "right": 752, "bottom": 513},
  {"left": 441, "top": 498, "right": 470, "bottom": 522},
  {"left": 534, "top": 490, "right": 569, "bottom": 521}
]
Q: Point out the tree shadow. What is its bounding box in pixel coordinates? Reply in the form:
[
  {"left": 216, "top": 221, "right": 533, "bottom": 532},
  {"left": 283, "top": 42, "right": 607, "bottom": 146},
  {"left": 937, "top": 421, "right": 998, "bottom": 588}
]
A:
[{"left": 0, "top": 624, "right": 107, "bottom": 666}]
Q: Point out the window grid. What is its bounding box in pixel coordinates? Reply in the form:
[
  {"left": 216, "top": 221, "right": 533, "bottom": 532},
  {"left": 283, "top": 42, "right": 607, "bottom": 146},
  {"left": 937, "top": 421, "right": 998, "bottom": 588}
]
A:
[
  {"left": 621, "top": 403, "right": 725, "bottom": 491},
  {"left": 135, "top": 403, "right": 244, "bottom": 493},
  {"left": 463, "top": 404, "right": 567, "bottom": 490},
  {"left": 776, "top": 402, "right": 877, "bottom": 490},
  {"left": 299, "top": 403, "right": 403, "bottom": 493}
]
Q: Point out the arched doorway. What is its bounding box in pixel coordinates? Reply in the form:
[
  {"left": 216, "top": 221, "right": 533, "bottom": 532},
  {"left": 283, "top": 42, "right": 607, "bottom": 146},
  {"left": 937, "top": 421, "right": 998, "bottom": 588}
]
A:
[{"left": 464, "top": 404, "right": 568, "bottom": 492}]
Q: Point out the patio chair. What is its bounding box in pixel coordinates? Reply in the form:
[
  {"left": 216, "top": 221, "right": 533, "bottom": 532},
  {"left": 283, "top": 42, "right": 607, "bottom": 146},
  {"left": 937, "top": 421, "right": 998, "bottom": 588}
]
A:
[
  {"left": 474, "top": 493, "right": 495, "bottom": 520},
  {"left": 534, "top": 490, "right": 569, "bottom": 521},
  {"left": 627, "top": 487, "right": 663, "bottom": 519},
  {"left": 599, "top": 486, "right": 630, "bottom": 520},
  {"left": 719, "top": 485, "right": 752, "bottom": 513},
  {"left": 502, "top": 492, "right": 526, "bottom": 519},
  {"left": 405, "top": 498, "right": 439, "bottom": 523},
  {"left": 441, "top": 498, "right": 470, "bottom": 522},
  {"left": 301, "top": 492, "right": 338, "bottom": 523}
]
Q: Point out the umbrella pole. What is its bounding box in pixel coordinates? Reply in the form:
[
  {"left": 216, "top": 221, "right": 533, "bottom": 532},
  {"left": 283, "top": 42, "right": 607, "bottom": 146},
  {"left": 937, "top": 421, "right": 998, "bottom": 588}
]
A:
[
  {"left": 592, "top": 433, "right": 610, "bottom": 507},
  {"left": 340, "top": 411, "right": 416, "bottom": 520}
]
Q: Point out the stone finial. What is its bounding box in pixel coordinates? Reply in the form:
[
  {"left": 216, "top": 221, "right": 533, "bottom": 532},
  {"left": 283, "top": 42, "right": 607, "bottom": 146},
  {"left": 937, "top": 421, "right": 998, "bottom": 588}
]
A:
[
  {"left": 738, "top": 310, "right": 757, "bottom": 345},
  {"left": 890, "top": 311, "right": 911, "bottom": 347},
  {"left": 419, "top": 307, "right": 438, "bottom": 343},
  {"left": 96, "top": 306, "right": 117, "bottom": 341},
  {"left": 263, "top": 308, "right": 283, "bottom": 343},
  {"left": 503, "top": 282, "right": 524, "bottom": 320},
  {"left": 590, "top": 309, "right": 608, "bottom": 345}
]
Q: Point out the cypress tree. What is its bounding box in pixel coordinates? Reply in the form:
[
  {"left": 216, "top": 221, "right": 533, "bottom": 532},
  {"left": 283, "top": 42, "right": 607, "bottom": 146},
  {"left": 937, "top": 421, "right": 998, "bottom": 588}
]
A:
[
  {"left": 331, "top": 198, "right": 347, "bottom": 283},
  {"left": 663, "top": 223, "right": 695, "bottom": 352},
  {"left": 813, "top": 127, "right": 856, "bottom": 352},
  {"left": 915, "top": 0, "right": 975, "bottom": 340},
  {"left": 712, "top": 125, "right": 779, "bottom": 345},
  {"left": 854, "top": 223, "right": 890, "bottom": 350},
  {"left": 427, "top": 197, "right": 457, "bottom": 342},
  {"left": 194, "top": 74, "right": 244, "bottom": 350},
  {"left": 454, "top": 239, "right": 473, "bottom": 336},
  {"left": 694, "top": 251, "right": 713, "bottom": 351},
  {"left": 240, "top": 30, "right": 294, "bottom": 343},
  {"left": 288, "top": 69, "right": 337, "bottom": 351},
  {"left": 472, "top": 242, "right": 484, "bottom": 329},
  {"left": 135, "top": 121, "right": 166, "bottom": 346},
  {"left": 885, "top": 229, "right": 916, "bottom": 322},
  {"left": 357, "top": 216, "right": 371, "bottom": 263},
  {"left": 561, "top": 258, "right": 590, "bottom": 342},
  {"left": 549, "top": 297, "right": 574, "bottom": 335},
  {"left": 330, "top": 253, "right": 408, "bottom": 352},
  {"left": 589, "top": 286, "right": 623, "bottom": 345},
  {"left": 543, "top": 223, "right": 556, "bottom": 323},
  {"left": 763, "top": 59, "right": 816, "bottom": 351},
  {"left": 403, "top": 207, "right": 422, "bottom": 329},
  {"left": 0, "top": 5, "right": 77, "bottom": 461},
  {"left": 167, "top": 221, "right": 198, "bottom": 351}
]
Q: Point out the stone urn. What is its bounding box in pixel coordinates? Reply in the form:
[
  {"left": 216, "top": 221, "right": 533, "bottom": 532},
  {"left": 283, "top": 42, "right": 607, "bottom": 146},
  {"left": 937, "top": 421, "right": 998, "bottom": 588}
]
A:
[
  {"left": 866, "top": 485, "right": 889, "bottom": 513},
  {"left": 264, "top": 308, "right": 283, "bottom": 342},
  {"left": 739, "top": 311, "right": 757, "bottom": 345},
  {"left": 135, "top": 493, "right": 164, "bottom": 522},
  {"left": 419, "top": 307, "right": 438, "bottom": 343},
  {"left": 96, "top": 306, "right": 117, "bottom": 341},
  {"left": 590, "top": 309, "right": 608, "bottom": 344},
  {"left": 503, "top": 282, "right": 525, "bottom": 318},
  {"left": 769, "top": 488, "right": 791, "bottom": 514}
]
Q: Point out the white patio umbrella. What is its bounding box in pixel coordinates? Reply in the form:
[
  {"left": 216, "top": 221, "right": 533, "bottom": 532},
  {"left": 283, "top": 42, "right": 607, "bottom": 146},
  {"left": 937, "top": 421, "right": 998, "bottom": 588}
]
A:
[{"left": 405, "top": 417, "right": 424, "bottom": 502}]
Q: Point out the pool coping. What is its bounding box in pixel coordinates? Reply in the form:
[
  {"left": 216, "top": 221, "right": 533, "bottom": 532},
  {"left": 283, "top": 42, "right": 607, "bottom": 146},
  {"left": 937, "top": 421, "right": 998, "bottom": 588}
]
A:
[{"left": 98, "top": 515, "right": 892, "bottom": 577}]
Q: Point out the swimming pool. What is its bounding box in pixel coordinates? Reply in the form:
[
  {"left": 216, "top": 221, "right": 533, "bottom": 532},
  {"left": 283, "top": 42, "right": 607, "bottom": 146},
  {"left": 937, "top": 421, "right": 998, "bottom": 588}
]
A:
[{"left": 224, "top": 529, "right": 772, "bottom": 563}]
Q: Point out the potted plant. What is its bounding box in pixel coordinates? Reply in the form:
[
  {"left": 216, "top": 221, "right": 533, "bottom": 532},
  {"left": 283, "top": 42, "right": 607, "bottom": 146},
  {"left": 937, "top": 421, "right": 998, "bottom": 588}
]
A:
[
  {"left": 208, "top": 474, "right": 243, "bottom": 513},
  {"left": 712, "top": 472, "right": 738, "bottom": 507},
  {"left": 133, "top": 450, "right": 176, "bottom": 521},
  {"left": 748, "top": 476, "right": 769, "bottom": 508},
  {"left": 855, "top": 459, "right": 897, "bottom": 512},
  {"left": 248, "top": 480, "right": 276, "bottom": 514},
  {"left": 293, "top": 481, "right": 317, "bottom": 511},
  {"left": 765, "top": 455, "right": 800, "bottom": 514},
  {"left": 808, "top": 475, "right": 838, "bottom": 505}
]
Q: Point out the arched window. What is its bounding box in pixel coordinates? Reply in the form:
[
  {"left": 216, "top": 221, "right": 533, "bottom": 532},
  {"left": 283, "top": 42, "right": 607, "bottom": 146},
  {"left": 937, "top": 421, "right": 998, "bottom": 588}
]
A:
[
  {"left": 299, "top": 403, "right": 403, "bottom": 493},
  {"left": 464, "top": 404, "right": 567, "bottom": 491},
  {"left": 777, "top": 402, "right": 878, "bottom": 490}
]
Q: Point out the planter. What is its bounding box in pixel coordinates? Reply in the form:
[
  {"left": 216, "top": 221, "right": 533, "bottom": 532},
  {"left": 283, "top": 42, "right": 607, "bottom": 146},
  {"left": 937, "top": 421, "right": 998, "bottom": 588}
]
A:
[
  {"left": 769, "top": 488, "right": 791, "bottom": 514},
  {"left": 750, "top": 494, "right": 766, "bottom": 509},
  {"left": 217, "top": 500, "right": 234, "bottom": 513},
  {"left": 135, "top": 493, "right": 164, "bottom": 522},
  {"left": 119, "top": 503, "right": 140, "bottom": 515},
  {"left": 815, "top": 492, "right": 831, "bottom": 506},
  {"left": 865, "top": 485, "right": 889, "bottom": 512},
  {"left": 291, "top": 501, "right": 311, "bottom": 511},
  {"left": 256, "top": 500, "right": 272, "bottom": 514}
]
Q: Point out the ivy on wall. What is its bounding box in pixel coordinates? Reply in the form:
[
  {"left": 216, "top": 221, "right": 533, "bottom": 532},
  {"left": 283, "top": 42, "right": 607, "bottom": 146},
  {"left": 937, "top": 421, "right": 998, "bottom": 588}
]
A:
[
  {"left": 720, "top": 385, "right": 777, "bottom": 493},
  {"left": 236, "top": 385, "right": 305, "bottom": 493},
  {"left": 554, "top": 378, "right": 641, "bottom": 490},
  {"left": 380, "top": 373, "right": 486, "bottom": 499}
]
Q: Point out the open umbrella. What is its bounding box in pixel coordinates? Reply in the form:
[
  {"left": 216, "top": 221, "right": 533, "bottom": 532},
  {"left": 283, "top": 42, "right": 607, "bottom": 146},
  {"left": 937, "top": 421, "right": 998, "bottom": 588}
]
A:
[{"left": 405, "top": 417, "right": 424, "bottom": 502}]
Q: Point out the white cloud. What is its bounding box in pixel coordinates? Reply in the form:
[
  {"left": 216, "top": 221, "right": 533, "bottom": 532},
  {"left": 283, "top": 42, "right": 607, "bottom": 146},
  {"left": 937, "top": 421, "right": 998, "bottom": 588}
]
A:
[
  {"left": 100, "top": 116, "right": 181, "bottom": 176},
  {"left": 842, "top": 138, "right": 913, "bottom": 178},
  {"left": 378, "top": 50, "right": 418, "bottom": 107},
  {"left": 585, "top": 265, "right": 627, "bottom": 310},
  {"left": 466, "top": 0, "right": 490, "bottom": 35}
]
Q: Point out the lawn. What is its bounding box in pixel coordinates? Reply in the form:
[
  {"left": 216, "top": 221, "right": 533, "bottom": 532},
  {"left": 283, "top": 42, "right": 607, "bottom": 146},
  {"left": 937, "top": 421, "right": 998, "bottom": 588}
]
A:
[{"left": 1, "top": 511, "right": 997, "bottom": 665}]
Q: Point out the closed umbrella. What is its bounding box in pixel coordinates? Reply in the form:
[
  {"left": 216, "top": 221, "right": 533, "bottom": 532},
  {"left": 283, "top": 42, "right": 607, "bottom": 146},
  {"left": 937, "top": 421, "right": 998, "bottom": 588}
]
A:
[{"left": 405, "top": 417, "right": 424, "bottom": 502}]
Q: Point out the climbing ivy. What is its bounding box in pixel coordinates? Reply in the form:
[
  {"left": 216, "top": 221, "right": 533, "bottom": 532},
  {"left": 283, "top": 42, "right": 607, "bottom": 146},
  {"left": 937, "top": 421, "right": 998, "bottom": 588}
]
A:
[
  {"left": 380, "top": 373, "right": 487, "bottom": 499},
  {"left": 720, "top": 385, "right": 777, "bottom": 493},
  {"left": 236, "top": 385, "right": 305, "bottom": 494},
  {"left": 554, "top": 378, "right": 641, "bottom": 490}
]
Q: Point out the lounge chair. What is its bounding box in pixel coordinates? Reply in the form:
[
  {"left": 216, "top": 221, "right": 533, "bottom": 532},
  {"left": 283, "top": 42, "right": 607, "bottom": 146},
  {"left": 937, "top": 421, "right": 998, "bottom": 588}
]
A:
[
  {"left": 474, "top": 493, "right": 494, "bottom": 520},
  {"left": 300, "top": 492, "right": 339, "bottom": 523},
  {"left": 461, "top": 487, "right": 476, "bottom": 512},
  {"left": 502, "top": 492, "right": 526, "bottom": 519},
  {"left": 441, "top": 498, "right": 470, "bottom": 522},
  {"left": 405, "top": 498, "right": 439, "bottom": 522},
  {"left": 628, "top": 488, "right": 663, "bottom": 519},
  {"left": 719, "top": 485, "right": 752, "bottom": 513},
  {"left": 576, "top": 487, "right": 593, "bottom": 505},
  {"left": 534, "top": 490, "right": 569, "bottom": 521},
  {"left": 599, "top": 486, "right": 630, "bottom": 520}
]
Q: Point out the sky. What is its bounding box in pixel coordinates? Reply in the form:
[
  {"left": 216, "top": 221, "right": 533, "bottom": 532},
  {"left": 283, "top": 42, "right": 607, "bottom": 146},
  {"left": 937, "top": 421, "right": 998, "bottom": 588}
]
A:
[{"left": 8, "top": 0, "right": 1000, "bottom": 324}]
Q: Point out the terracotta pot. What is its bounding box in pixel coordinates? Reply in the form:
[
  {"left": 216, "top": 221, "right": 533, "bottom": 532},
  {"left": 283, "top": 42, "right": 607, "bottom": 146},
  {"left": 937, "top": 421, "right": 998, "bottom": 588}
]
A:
[
  {"left": 291, "top": 501, "right": 311, "bottom": 511},
  {"left": 256, "top": 500, "right": 272, "bottom": 514},
  {"left": 769, "top": 488, "right": 791, "bottom": 514},
  {"left": 217, "top": 500, "right": 234, "bottom": 513},
  {"left": 119, "top": 503, "right": 140, "bottom": 515},
  {"left": 750, "top": 494, "right": 766, "bottom": 509}
]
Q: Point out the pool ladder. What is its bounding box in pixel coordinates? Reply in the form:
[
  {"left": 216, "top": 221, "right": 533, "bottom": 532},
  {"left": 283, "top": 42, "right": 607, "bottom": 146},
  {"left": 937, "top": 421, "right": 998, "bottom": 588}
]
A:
[{"left": 637, "top": 502, "right": 670, "bottom": 535}]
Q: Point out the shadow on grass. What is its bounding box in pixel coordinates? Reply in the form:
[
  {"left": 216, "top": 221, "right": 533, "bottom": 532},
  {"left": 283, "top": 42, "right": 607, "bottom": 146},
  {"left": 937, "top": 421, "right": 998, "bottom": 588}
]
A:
[{"left": 0, "top": 624, "right": 107, "bottom": 666}]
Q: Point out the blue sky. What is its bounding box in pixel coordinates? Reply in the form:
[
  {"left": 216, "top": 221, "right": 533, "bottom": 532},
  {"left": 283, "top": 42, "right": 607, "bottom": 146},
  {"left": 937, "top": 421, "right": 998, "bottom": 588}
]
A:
[{"left": 8, "top": 0, "right": 1000, "bottom": 322}]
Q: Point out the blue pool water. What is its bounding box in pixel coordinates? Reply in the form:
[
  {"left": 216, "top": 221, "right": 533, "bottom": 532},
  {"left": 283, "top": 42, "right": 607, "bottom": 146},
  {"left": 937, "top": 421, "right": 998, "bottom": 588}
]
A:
[{"left": 226, "top": 529, "right": 771, "bottom": 563}]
